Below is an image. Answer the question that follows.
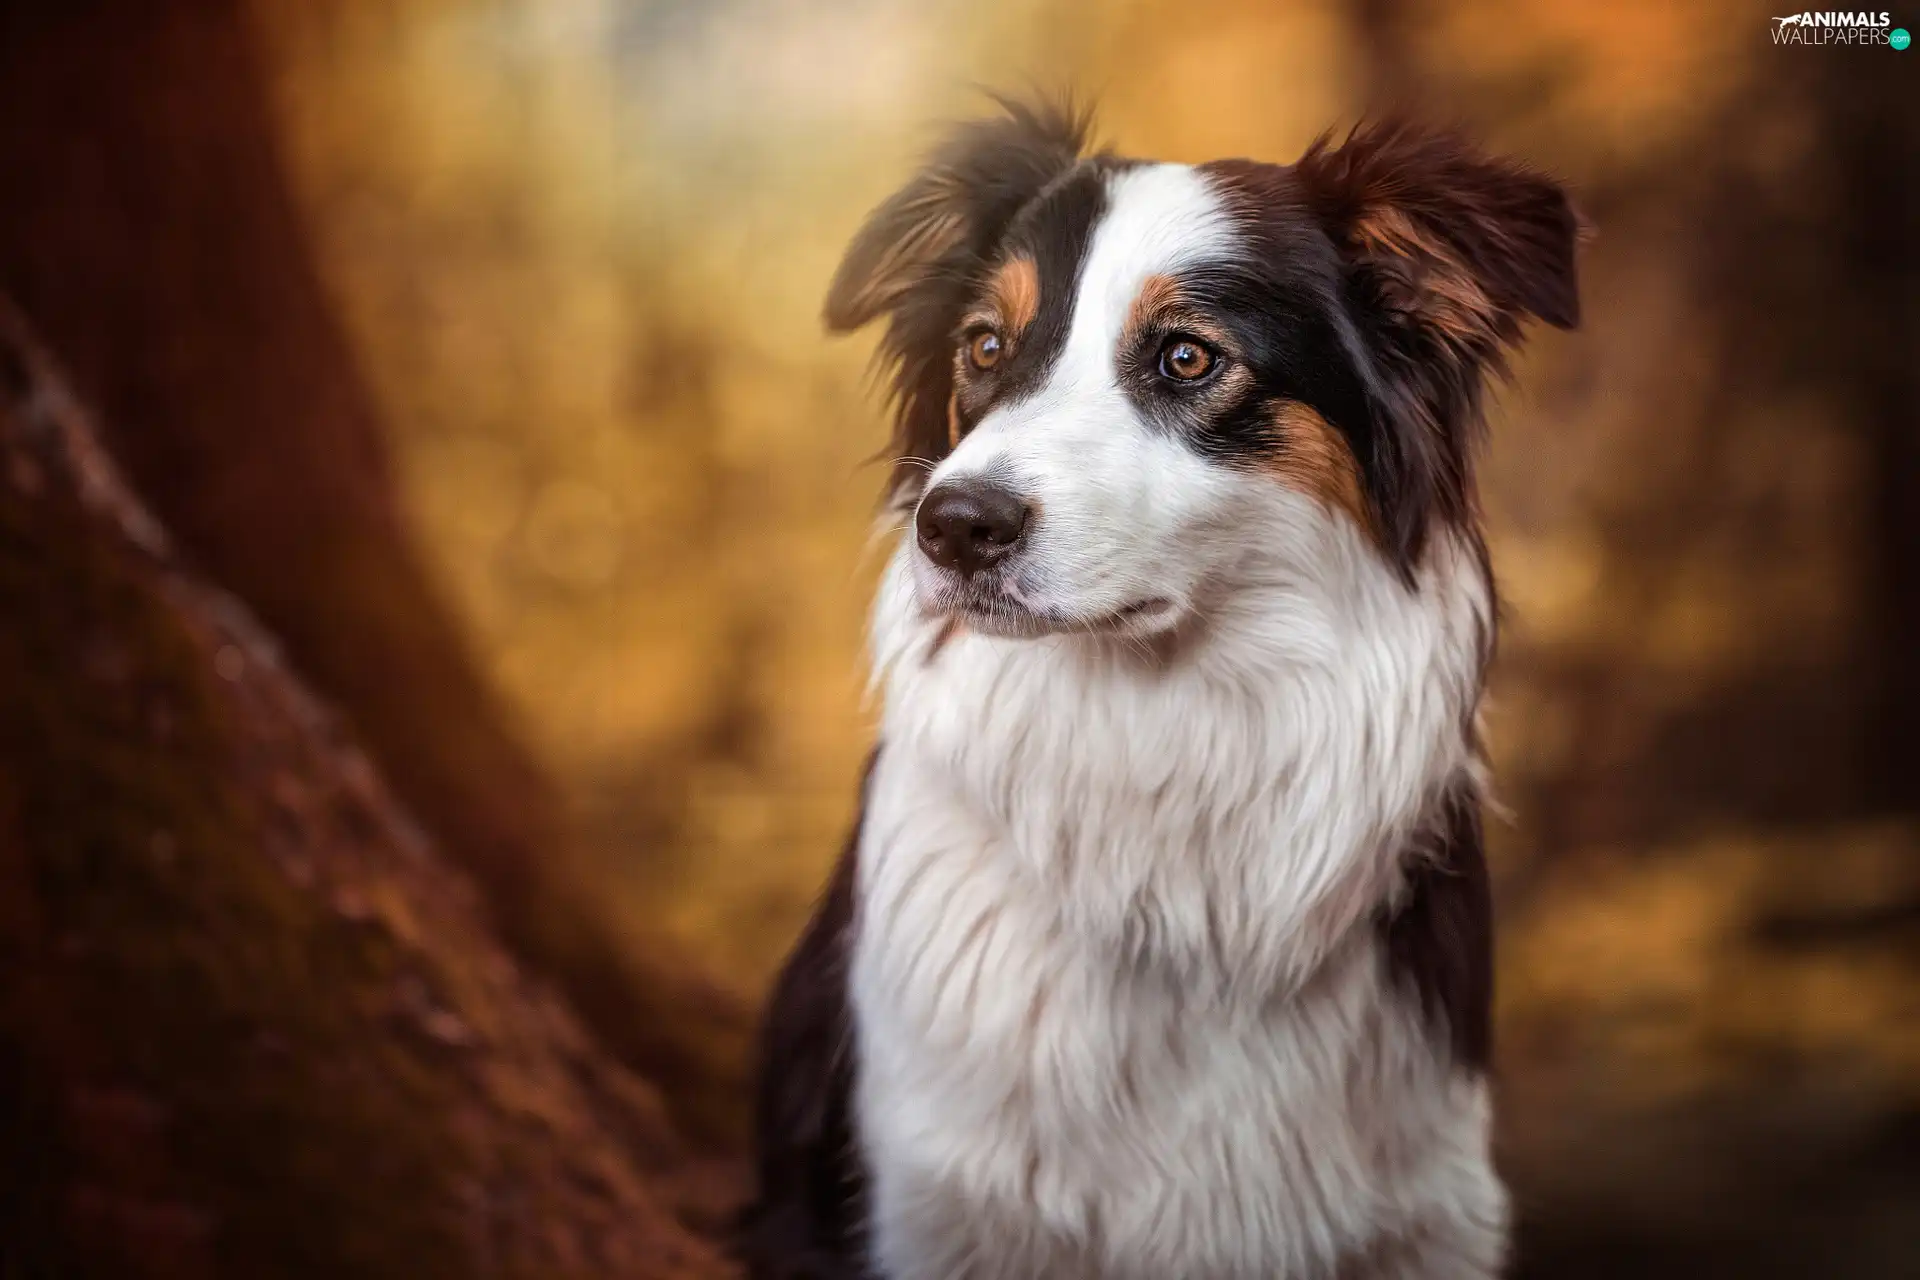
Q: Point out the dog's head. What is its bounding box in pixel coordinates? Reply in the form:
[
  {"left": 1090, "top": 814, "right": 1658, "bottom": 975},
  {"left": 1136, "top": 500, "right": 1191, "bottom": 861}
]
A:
[{"left": 829, "top": 101, "right": 1579, "bottom": 641}]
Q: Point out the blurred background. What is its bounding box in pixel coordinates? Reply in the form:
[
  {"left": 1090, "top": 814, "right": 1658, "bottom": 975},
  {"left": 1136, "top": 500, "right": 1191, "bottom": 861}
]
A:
[{"left": 0, "top": 1, "right": 1915, "bottom": 1277}]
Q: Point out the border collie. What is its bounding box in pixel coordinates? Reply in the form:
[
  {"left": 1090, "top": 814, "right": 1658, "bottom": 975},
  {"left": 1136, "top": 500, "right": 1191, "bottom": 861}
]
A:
[{"left": 742, "top": 100, "right": 1580, "bottom": 1280}]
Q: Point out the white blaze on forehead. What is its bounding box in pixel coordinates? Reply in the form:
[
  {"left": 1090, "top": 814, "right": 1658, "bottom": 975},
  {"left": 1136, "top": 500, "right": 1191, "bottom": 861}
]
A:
[
  {"left": 926, "top": 162, "right": 1249, "bottom": 625},
  {"left": 1057, "top": 164, "right": 1238, "bottom": 388}
]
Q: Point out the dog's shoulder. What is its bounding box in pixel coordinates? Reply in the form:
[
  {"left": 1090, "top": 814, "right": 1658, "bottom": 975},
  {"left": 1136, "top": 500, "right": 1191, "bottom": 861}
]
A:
[
  {"left": 738, "top": 752, "right": 878, "bottom": 1279},
  {"left": 1379, "top": 778, "right": 1495, "bottom": 1072}
]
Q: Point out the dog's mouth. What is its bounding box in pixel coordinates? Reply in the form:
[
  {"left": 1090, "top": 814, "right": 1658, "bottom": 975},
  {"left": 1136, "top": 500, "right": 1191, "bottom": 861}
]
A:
[{"left": 923, "top": 576, "right": 1177, "bottom": 640}]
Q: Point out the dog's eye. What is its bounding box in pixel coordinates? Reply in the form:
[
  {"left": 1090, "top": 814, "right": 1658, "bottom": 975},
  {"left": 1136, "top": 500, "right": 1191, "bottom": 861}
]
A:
[
  {"left": 965, "top": 328, "right": 1003, "bottom": 371},
  {"left": 1157, "top": 337, "right": 1217, "bottom": 382}
]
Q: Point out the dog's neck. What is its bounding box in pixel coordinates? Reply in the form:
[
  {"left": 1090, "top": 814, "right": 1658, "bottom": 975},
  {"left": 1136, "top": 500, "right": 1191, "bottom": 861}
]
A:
[{"left": 868, "top": 503, "right": 1493, "bottom": 999}]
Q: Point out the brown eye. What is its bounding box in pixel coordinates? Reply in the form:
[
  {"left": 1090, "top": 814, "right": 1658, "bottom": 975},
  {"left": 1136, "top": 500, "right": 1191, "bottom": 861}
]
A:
[
  {"left": 1158, "top": 337, "right": 1216, "bottom": 382},
  {"left": 966, "top": 328, "right": 1003, "bottom": 371}
]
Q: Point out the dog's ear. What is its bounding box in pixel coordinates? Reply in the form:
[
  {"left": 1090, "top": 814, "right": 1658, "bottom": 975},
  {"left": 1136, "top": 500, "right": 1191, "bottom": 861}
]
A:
[
  {"left": 1296, "top": 118, "right": 1579, "bottom": 355},
  {"left": 825, "top": 98, "right": 1089, "bottom": 332},
  {"left": 826, "top": 98, "right": 1089, "bottom": 500},
  {"left": 1294, "top": 119, "right": 1581, "bottom": 572}
]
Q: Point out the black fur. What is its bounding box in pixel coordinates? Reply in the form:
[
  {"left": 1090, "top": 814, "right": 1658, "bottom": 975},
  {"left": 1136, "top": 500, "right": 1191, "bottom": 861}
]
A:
[
  {"left": 738, "top": 753, "right": 874, "bottom": 1280},
  {"left": 1381, "top": 781, "right": 1496, "bottom": 1071}
]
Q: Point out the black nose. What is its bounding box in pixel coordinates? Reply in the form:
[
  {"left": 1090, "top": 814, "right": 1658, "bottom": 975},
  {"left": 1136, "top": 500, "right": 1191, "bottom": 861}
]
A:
[{"left": 916, "top": 478, "right": 1029, "bottom": 575}]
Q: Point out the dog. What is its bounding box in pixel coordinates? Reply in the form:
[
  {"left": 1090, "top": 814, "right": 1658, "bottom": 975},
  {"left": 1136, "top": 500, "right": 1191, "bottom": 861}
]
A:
[{"left": 740, "top": 99, "right": 1580, "bottom": 1280}]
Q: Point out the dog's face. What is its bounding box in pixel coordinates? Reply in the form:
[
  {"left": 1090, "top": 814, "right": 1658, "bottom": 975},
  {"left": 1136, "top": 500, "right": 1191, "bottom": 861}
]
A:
[{"left": 828, "top": 104, "right": 1579, "bottom": 641}]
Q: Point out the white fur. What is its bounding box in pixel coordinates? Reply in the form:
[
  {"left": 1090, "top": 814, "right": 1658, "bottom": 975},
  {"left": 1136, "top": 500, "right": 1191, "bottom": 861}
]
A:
[{"left": 850, "top": 164, "right": 1507, "bottom": 1279}]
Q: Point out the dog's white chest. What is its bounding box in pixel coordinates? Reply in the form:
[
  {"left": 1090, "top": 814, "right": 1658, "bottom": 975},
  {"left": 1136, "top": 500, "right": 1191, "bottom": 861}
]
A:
[
  {"left": 849, "top": 747, "right": 1501, "bottom": 1280},
  {"left": 846, "top": 538, "right": 1504, "bottom": 1279}
]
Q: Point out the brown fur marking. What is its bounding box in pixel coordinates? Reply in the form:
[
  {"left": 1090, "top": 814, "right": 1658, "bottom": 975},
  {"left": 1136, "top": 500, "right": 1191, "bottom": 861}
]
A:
[
  {"left": 1121, "top": 272, "right": 1237, "bottom": 357},
  {"left": 1350, "top": 206, "right": 1499, "bottom": 346},
  {"left": 1268, "top": 401, "right": 1374, "bottom": 536},
  {"left": 1124, "top": 272, "right": 1181, "bottom": 345},
  {"left": 987, "top": 256, "right": 1041, "bottom": 335}
]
